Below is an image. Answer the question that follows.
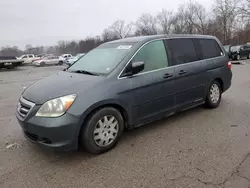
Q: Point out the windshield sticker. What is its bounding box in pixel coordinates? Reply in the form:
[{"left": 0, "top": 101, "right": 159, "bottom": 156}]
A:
[{"left": 116, "top": 45, "right": 132, "bottom": 50}]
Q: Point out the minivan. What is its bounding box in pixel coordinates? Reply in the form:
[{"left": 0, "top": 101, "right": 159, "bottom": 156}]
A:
[{"left": 16, "top": 35, "right": 232, "bottom": 154}]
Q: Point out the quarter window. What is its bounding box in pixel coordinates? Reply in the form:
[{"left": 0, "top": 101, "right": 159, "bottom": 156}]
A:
[
  {"left": 166, "top": 38, "right": 198, "bottom": 65},
  {"left": 194, "top": 39, "right": 223, "bottom": 59},
  {"left": 131, "top": 40, "right": 169, "bottom": 73}
]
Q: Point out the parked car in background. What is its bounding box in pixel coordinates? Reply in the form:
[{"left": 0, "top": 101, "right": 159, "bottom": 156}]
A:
[
  {"left": 19, "top": 54, "right": 35, "bottom": 64},
  {"left": 66, "top": 53, "right": 85, "bottom": 66},
  {"left": 223, "top": 45, "right": 232, "bottom": 59},
  {"left": 0, "top": 56, "right": 24, "bottom": 69},
  {"left": 230, "top": 44, "right": 250, "bottom": 60},
  {"left": 32, "top": 55, "right": 63, "bottom": 66},
  {"left": 16, "top": 35, "right": 232, "bottom": 154},
  {"left": 59, "top": 54, "right": 72, "bottom": 63}
]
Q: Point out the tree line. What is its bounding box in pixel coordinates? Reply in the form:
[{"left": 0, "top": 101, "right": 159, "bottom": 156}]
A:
[{"left": 1, "top": 0, "right": 250, "bottom": 57}]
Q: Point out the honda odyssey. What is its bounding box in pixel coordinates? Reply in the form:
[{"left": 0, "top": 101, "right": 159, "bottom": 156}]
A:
[{"left": 16, "top": 35, "right": 232, "bottom": 154}]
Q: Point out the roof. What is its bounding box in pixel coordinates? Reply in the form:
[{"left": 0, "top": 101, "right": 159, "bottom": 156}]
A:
[{"left": 106, "top": 34, "right": 216, "bottom": 44}]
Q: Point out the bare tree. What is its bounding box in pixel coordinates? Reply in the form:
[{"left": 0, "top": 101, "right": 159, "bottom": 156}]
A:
[
  {"left": 102, "top": 29, "right": 118, "bottom": 42},
  {"left": 186, "top": 1, "right": 208, "bottom": 34},
  {"left": 171, "top": 6, "right": 187, "bottom": 34},
  {"left": 156, "top": 9, "right": 173, "bottom": 34},
  {"left": 109, "top": 20, "right": 133, "bottom": 38},
  {"left": 0, "top": 46, "right": 22, "bottom": 56},
  {"left": 213, "top": 0, "right": 240, "bottom": 44},
  {"left": 135, "top": 13, "right": 159, "bottom": 35},
  {"left": 239, "top": 0, "right": 250, "bottom": 18}
]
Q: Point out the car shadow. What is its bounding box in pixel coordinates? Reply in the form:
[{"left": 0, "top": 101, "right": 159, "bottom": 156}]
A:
[
  {"left": 31, "top": 105, "right": 209, "bottom": 165},
  {"left": 0, "top": 67, "right": 24, "bottom": 72}
]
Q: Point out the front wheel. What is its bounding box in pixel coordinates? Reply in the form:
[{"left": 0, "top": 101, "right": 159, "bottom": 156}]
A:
[
  {"left": 58, "top": 61, "right": 63, "bottom": 65},
  {"left": 80, "top": 107, "right": 124, "bottom": 154},
  {"left": 248, "top": 54, "right": 250, "bottom": 59},
  {"left": 205, "top": 80, "right": 222, "bottom": 108}
]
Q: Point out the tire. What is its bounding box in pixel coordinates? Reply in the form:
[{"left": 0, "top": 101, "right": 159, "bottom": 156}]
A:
[
  {"left": 205, "top": 80, "right": 222, "bottom": 108},
  {"left": 80, "top": 107, "right": 124, "bottom": 154},
  {"left": 248, "top": 54, "right": 250, "bottom": 59},
  {"left": 40, "top": 62, "right": 45, "bottom": 67},
  {"left": 58, "top": 61, "right": 63, "bottom": 65}
]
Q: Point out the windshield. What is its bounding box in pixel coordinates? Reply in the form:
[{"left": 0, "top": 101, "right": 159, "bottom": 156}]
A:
[
  {"left": 231, "top": 45, "right": 241, "bottom": 52},
  {"left": 68, "top": 43, "right": 134, "bottom": 74}
]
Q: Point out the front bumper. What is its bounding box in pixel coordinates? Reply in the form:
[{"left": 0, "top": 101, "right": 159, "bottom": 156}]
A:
[{"left": 16, "top": 98, "right": 81, "bottom": 152}]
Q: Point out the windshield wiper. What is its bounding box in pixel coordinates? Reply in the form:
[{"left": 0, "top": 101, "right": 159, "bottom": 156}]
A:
[{"left": 71, "top": 70, "right": 99, "bottom": 76}]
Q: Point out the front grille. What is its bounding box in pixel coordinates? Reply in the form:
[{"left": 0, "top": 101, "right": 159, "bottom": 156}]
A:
[{"left": 17, "top": 96, "right": 35, "bottom": 118}]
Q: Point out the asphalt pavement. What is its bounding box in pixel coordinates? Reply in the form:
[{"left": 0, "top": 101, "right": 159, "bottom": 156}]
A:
[{"left": 1, "top": 62, "right": 250, "bottom": 188}]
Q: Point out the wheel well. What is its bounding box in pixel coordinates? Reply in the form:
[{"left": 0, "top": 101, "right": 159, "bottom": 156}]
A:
[
  {"left": 214, "top": 78, "right": 224, "bottom": 92},
  {"left": 83, "top": 104, "right": 129, "bottom": 129}
]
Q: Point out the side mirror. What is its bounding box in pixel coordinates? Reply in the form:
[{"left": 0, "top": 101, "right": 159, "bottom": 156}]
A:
[{"left": 122, "top": 61, "right": 144, "bottom": 77}]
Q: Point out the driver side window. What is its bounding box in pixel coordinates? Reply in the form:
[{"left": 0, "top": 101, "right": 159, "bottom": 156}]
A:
[{"left": 131, "top": 40, "right": 169, "bottom": 73}]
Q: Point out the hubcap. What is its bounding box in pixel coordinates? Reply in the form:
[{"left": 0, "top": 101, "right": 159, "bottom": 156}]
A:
[
  {"left": 210, "top": 84, "right": 220, "bottom": 103},
  {"left": 93, "top": 115, "right": 119, "bottom": 147}
]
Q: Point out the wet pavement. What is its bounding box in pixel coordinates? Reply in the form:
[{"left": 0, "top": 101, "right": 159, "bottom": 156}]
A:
[{"left": 1, "top": 62, "right": 250, "bottom": 188}]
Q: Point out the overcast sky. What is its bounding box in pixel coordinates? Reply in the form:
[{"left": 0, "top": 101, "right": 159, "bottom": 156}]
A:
[{"left": 0, "top": 0, "right": 212, "bottom": 49}]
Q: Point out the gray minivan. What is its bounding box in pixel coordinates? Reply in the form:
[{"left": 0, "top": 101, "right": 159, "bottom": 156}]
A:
[{"left": 16, "top": 35, "right": 232, "bottom": 154}]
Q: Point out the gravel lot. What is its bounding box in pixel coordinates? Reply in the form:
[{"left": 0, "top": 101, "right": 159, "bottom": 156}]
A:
[{"left": 1, "top": 62, "right": 250, "bottom": 188}]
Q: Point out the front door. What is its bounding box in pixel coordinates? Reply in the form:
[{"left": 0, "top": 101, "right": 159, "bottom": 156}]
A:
[{"left": 120, "top": 40, "right": 176, "bottom": 125}]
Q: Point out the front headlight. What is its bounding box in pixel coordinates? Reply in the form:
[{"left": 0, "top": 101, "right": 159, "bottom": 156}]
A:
[{"left": 36, "top": 94, "right": 76, "bottom": 117}]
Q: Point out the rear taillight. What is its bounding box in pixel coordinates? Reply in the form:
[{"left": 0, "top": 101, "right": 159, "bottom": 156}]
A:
[{"left": 228, "top": 61, "right": 232, "bottom": 69}]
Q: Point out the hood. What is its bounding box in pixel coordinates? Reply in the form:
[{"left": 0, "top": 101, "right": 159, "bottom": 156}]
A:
[{"left": 22, "top": 71, "right": 104, "bottom": 104}]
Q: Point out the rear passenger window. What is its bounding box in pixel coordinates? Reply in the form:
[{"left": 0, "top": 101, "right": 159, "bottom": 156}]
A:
[
  {"left": 166, "top": 38, "right": 198, "bottom": 65},
  {"left": 132, "top": 40, "right": 168, "bottom": 72},
  {"left": 194, "top": 39, "right": 223, "bottom": 59}
]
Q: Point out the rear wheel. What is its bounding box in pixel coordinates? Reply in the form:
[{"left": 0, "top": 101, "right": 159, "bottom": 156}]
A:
[
  {"left": 80, "top": 107, "right": 124, "bottom": 154},
  {"left": 248, "top": 54, "right": 250, "bottom": 59},
  {"left": 58, "top": 61, "right": 63, "bottom": 65},
  {"left": 40, "top": 62, "right": 45, "bottom": 67},
  {"left": 205, "top": 80, "right": 222, "bottom": 108}
]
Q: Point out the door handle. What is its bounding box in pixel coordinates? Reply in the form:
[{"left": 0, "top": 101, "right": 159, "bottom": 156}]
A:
[
  {"left": 163, "top": 73, "right": 173, "bottom": 78},
  {"left": 178, "top": 70, "right": 187, "bottom": 75}
]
